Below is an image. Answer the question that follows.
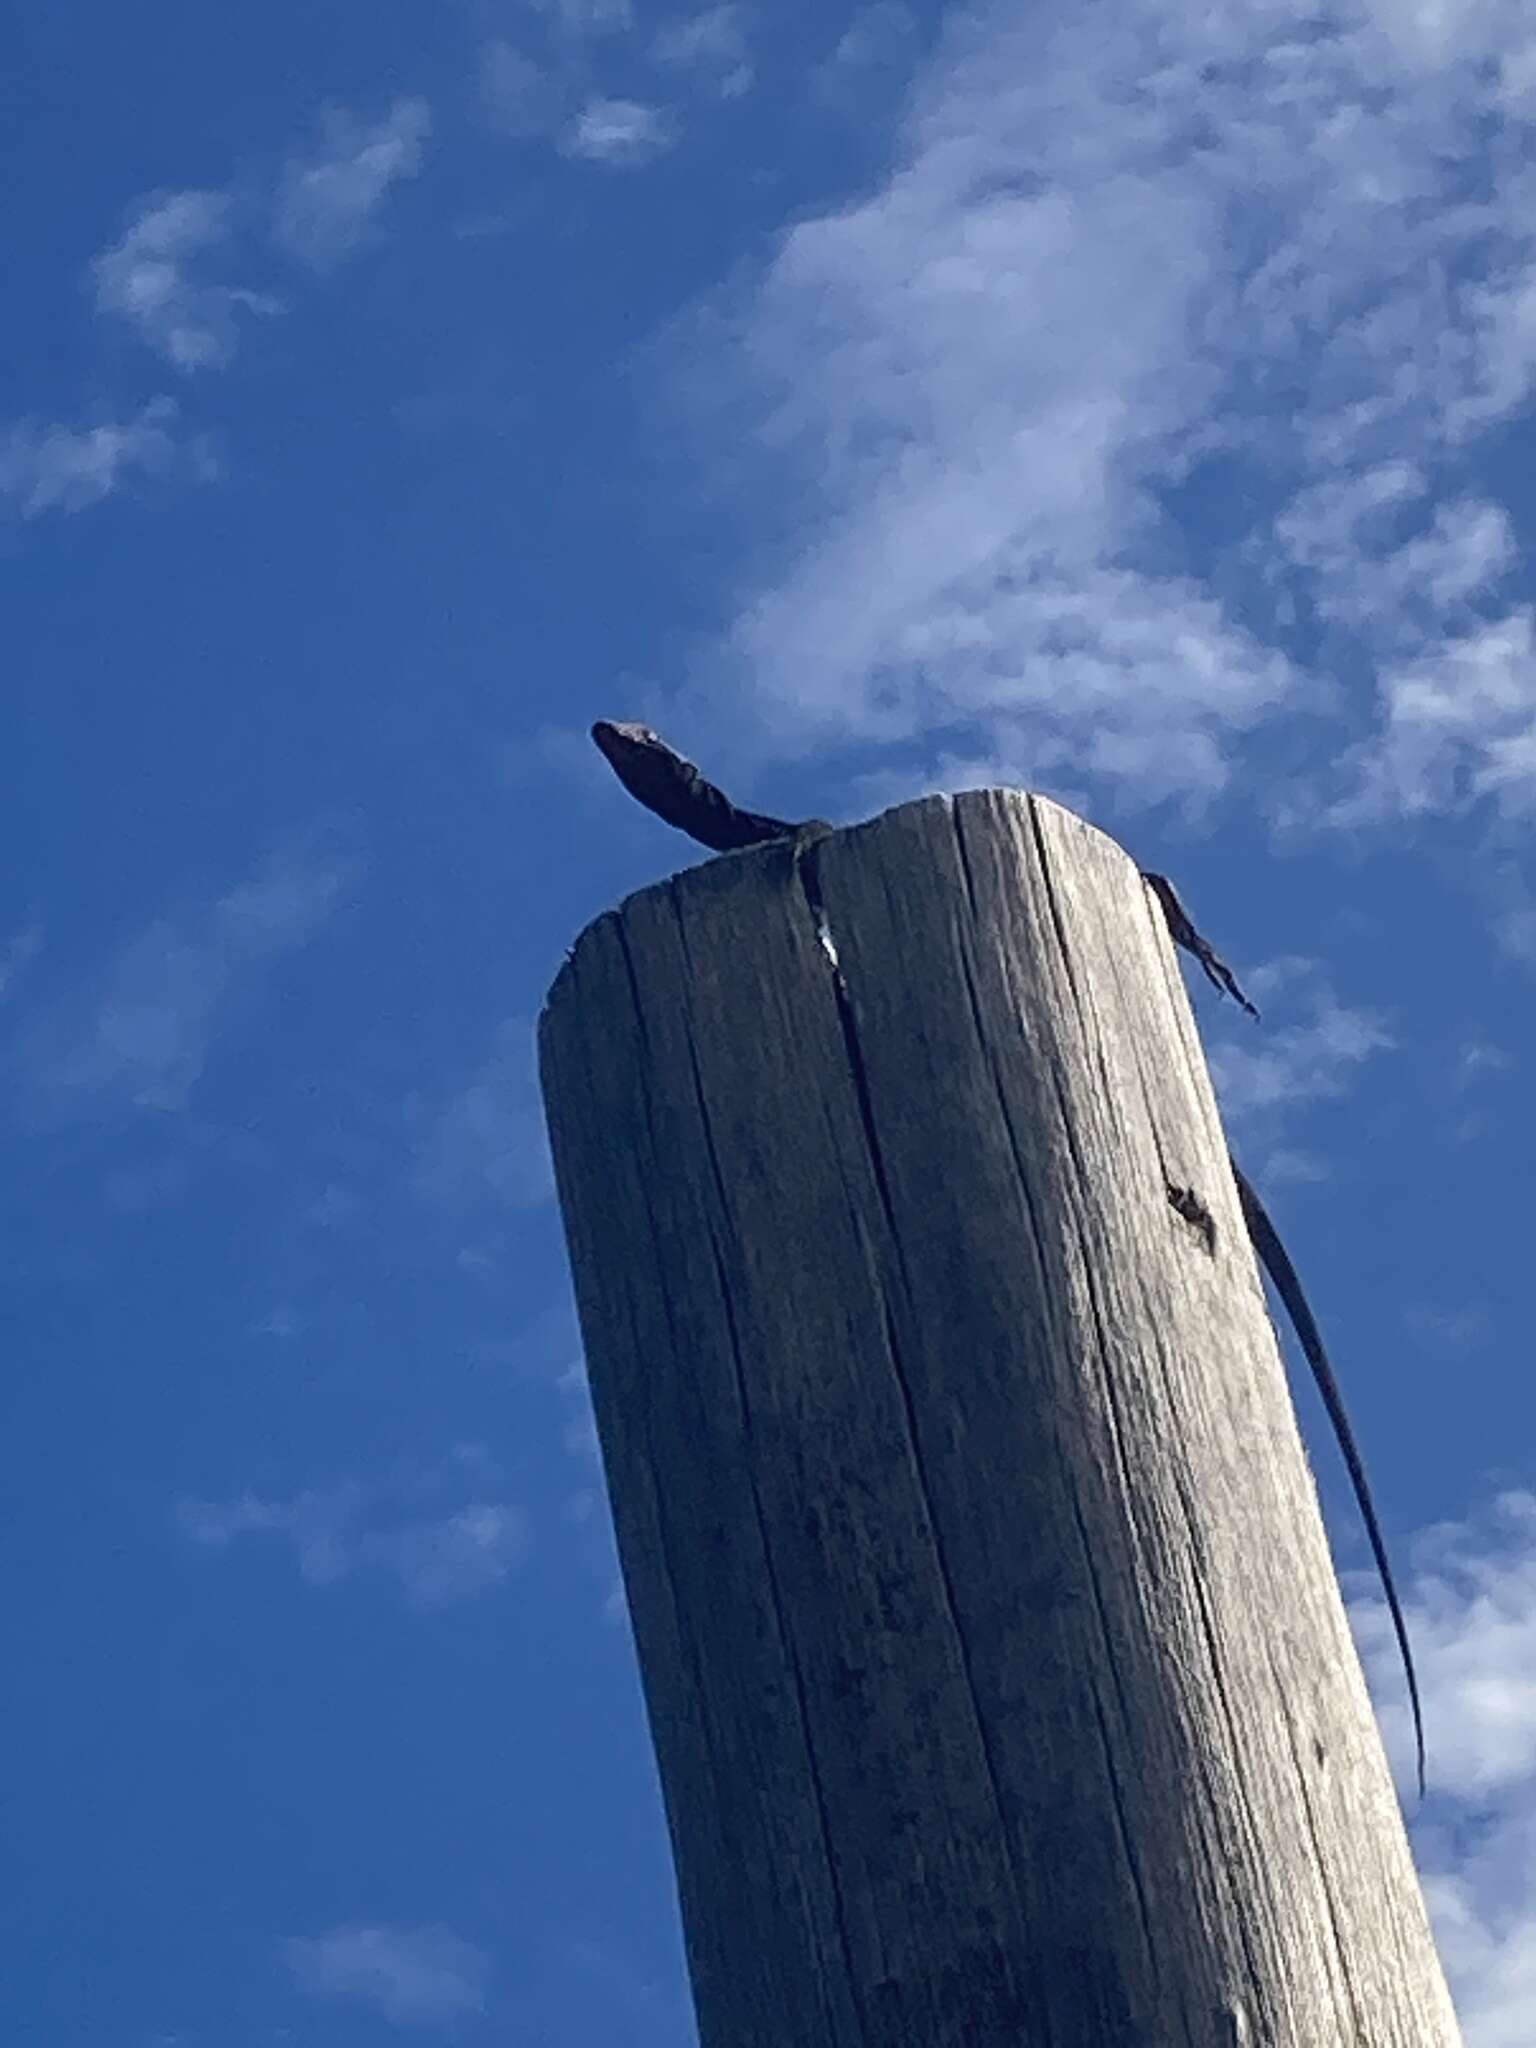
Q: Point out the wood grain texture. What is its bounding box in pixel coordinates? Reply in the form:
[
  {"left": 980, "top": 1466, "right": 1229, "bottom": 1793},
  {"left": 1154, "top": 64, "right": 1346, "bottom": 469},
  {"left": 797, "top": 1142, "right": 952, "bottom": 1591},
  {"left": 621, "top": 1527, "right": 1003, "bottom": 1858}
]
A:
[{"left": 538, "top": 789, "right": 1459, "bottom": 2048}]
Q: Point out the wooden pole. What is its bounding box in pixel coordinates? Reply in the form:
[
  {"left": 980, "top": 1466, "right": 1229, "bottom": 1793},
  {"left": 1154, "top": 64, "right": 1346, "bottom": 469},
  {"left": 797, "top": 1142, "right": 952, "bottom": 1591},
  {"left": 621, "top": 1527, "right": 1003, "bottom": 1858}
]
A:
[{"left": 538, "top": 789, "right": 1459, "bottom": 2048}]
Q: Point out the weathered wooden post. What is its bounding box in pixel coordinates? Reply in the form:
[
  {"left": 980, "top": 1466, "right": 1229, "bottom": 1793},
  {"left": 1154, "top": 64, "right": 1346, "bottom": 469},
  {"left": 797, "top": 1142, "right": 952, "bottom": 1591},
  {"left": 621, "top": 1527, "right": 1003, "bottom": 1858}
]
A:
[{"left": 538, "top": 790, "right": 1459, "bottom": 2047}]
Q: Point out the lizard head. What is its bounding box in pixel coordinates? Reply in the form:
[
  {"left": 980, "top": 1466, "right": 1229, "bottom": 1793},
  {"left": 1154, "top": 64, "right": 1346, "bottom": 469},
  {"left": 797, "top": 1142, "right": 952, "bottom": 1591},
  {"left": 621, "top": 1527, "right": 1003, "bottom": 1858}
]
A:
[{"left": 591, "top": 720, "right": 663, "bottom": 766}]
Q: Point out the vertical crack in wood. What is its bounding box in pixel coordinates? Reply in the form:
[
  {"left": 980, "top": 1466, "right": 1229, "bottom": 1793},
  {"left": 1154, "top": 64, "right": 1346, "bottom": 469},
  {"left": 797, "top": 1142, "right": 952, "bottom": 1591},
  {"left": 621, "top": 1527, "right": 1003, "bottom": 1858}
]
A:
[
  {"left": 586, "top": 925, "right": 769, "bottom": 2034},
  {"left": 1024, "top": 797, "right": 1090, "bottom": 1021},
  {"left": 1022, "top": 797, "right": 1143, "bottom": 1178},
  {"left": 700, "top": 1195, "right": 872, "bottom": 2047},
  {"left": 606, "top": 926, "right": 733, "bottom": 1812},
  {"left": 652, "top": 899, "right": 873, "bottom": 2047},
  {"left": 952, "top": 805, "right": 1177, "bottom": 2023},
  {"left": 1173, "top": 1484, "right": 1283, "bottom": 2036},
  {"left": 950, "top": 816, "right": 1067, "bottom": 1360},
  {"left": 792, "top": 834, "right": 1032, "bottom": 1955},
  {"left": 1065, "top": 1487, "right": 1160, "bottom": 1982}
]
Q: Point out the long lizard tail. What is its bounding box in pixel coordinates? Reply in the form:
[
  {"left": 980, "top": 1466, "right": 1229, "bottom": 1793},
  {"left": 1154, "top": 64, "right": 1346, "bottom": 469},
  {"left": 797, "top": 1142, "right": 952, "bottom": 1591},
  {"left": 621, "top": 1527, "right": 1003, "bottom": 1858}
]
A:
[{"left": 1231, "top": 1159, "right": 1426, "bottom": 1799}]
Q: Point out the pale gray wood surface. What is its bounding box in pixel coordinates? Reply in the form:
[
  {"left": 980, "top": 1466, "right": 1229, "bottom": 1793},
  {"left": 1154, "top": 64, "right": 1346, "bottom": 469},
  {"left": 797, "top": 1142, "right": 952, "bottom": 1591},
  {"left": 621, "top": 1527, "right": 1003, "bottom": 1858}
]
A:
[{"left": 538, "top": 789, "right": 1459, "bottom": 2048}]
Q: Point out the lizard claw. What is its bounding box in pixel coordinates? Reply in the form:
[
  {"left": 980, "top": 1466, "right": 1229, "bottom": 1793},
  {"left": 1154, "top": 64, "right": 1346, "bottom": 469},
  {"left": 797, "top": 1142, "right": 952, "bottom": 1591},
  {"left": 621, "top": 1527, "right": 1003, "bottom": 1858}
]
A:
[{"left": 1143, "top": 871, "right": 1260, "bottom": 1020}]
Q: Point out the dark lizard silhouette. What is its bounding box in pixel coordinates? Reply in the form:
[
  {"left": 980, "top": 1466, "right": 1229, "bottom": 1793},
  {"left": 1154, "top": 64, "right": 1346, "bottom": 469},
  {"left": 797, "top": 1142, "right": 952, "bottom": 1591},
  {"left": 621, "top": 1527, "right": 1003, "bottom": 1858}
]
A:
[{"left": 590, "top": 716, "right": 1426, "bottom": 1800}]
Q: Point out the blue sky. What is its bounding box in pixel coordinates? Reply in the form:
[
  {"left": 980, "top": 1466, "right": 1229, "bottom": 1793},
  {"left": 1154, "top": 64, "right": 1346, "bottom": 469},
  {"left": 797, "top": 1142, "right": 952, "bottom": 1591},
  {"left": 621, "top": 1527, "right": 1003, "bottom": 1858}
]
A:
[{"left": 4, "top": 0, "right": 1535, "bottom": 2042}]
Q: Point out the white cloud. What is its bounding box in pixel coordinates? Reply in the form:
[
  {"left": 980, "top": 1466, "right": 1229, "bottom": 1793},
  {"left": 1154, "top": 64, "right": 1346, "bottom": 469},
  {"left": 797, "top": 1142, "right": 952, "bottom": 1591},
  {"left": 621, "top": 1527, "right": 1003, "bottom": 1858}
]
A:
[
  {"left": 1360, "top": 1495, "right": 1536, "bottom": 1798},
  {"left": 281, "top": 1924, "right": 491, "bottom": 2028},
  {"left": 1456, "top": 1039, "right": 1512, "bottom": 1087},
  {"left": 563, "top": 97, "right": 673, "bottom": 164},
  {"left": 675, "top": 0, "right": 1536, "bottom": 820},
  {"left": 1275, "top": 473, "right": 1517, "bottom": 629},
  {"left": 1348, "top": 1493, "right": 1536, "bottom": 2045},
  {"left": 92, "top": 191, "right": 281, "bottom": 369},
  {"left": 1395, "top": 503, "right": 1519, "bottom": 617},
  {"left": 1497, "top": 36, "right": 1536, "bottom": 109},
  {"left": 1210, "top": 1001, "right": 1395, "bottom": 1118},
  {"left": 1206, "top": 959, "right": 1394, "bottom": 1132},
  {"left": 8, "top": 822, "right": 361, "bottom": 1123},
  {"left": 177, "top": 1454, "right": 525, "bottom": 1608},
  {"left": 1256, "top": 1145, "right": 1328, "bottom": 1186},
  {"left": 1362, "top": 0, "right": 1530, "bottom": 77},
  {"left": 1430, "top": 1852, "right": 1536, "bottom": 2048},
  {"left": 1335, "top": 613, "right": 1536, "bottom": 822},
  {"left": 275, "top": 99, "right": 431, "bottom": 269},
  {"left": 687, "top": 15, "right": 1300, "bottom": 797},
  {"left": 555, "top": 0, "right": 633, "bottom": 31},
  {"left": 654, "top": 6, "right": 752, "bottom": 95},
  {"left": 90, "top": 99, "right": 429, "bottom": 377},
  {"left": 0, "top": 401, "right": 190, "bottom": 516}
]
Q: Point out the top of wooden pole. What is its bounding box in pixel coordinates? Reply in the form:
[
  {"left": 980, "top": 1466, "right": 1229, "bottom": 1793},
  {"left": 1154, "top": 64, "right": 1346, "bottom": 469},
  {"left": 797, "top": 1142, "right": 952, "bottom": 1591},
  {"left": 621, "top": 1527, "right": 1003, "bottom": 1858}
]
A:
[{"left": 539, "top": 789, "right": 1458, "bottom": 2048}]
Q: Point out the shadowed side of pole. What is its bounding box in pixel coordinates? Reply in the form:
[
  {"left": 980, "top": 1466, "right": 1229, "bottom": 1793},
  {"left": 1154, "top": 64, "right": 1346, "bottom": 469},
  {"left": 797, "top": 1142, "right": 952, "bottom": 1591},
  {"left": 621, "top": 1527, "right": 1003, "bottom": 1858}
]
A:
[{"left": 538, "top": 788, "right": 1459, "bottom": 2048}]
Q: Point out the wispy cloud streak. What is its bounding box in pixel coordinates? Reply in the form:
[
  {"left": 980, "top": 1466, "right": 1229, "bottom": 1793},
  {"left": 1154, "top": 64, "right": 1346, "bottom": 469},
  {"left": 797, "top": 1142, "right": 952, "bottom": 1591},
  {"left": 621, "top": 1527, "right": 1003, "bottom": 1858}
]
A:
[
  {"left": 8, "top": 823, "right": 361, "bottom": 1123},
  {"left": 685, "top": 0, "right": 1536, "bottom": 820},
  {"left": 563, "top": 97, "right": 672, "bottom": 163},
  {"left": 92, "top": 191, "right": 280, "bottom": 369},
  {"left": 274, "top": 100, "right": 432, "bottom": 270},
  {"left": 1, "top": 401, "right": 188, "bottom": 515},
  {"left": 177, "top": 1452, "right": 525, "bottom": 1608},
  {"left": 281, "top": 1924, "right": 491, "bottom": 2027}
]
